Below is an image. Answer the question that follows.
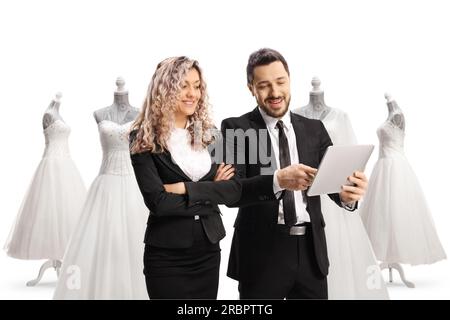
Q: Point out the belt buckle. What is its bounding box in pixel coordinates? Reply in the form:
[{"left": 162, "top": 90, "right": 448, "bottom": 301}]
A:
[{"left": 289, "top": 225, "right": 306, "bottom": 236}]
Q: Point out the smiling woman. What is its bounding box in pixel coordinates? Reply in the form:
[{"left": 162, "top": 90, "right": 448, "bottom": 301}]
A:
[
  {"left": 128, "top": 56, "right": 242, "bottom": 299},
  {"left": 130, "top": 57, "right": 215, "bottom": 154}
]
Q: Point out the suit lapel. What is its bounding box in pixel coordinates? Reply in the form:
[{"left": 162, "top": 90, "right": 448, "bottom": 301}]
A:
[
  {"left": 155, "top": 150, "right": 216, "bottom": 182},
  {"left": 199, "top": 163, "right": 216, "bottom": 181},
  {"left": 154, "top": 152, "right": 192, "bottom": 181},
  {"left": 248, "top": 107, "right": 276, "bottom": 172},
  {"left": 291, "top": 112, "right": 307, "bottom": 164}
]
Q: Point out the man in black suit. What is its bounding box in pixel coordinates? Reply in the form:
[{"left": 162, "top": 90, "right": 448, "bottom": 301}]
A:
[
  {"left": 221, "top": 48, "right": 367, "bottom": 299},
  {"left": 183, "top": 48, "right": 368, "bottom": 299}
]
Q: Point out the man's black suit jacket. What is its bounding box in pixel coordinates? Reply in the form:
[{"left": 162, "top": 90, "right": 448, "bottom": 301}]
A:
[{"left": 184, "top": 108, "right": 355, "bottom": 281}]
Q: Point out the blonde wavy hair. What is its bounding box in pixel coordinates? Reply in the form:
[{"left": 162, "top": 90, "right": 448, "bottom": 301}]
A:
[{"left": 130, "top": 56, "right": 215, "bottom": 154}]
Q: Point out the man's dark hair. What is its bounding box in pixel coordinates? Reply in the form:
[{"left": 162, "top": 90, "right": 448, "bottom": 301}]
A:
[{"left": 246, "top": 48, "right": 290, "bottom": 85}]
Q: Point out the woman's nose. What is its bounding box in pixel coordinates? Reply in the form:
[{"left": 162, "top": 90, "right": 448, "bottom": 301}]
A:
[{"left": 186, "top": 86, "right": 194, "bottom": 98}]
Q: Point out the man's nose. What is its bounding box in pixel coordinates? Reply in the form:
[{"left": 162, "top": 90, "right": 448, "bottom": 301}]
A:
[{"left": 270, "top": 87, "right": 280, "bottom": 98}]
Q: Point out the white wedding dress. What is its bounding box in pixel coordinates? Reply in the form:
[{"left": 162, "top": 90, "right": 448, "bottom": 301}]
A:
[
  {"left": 53, "top": 120, "right": 148, "bottom": 300},
  {"left": 360, "top": 118, "right": 446, "bottom": 265},
  {"left": 295, "top": 107, "right": 389, "bottom": 300},
  {"left": 4, "top": 120, "right": 86, "bottom": 260}
]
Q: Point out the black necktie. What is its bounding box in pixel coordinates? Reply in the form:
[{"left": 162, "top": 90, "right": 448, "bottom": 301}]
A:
[{"left": 276, "top": 120, "right": 297, "bottom": 226}]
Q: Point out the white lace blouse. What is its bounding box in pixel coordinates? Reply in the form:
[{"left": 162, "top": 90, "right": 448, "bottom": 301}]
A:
[{"left": 167, "top": 127, "right": 212, "bottom": 182}]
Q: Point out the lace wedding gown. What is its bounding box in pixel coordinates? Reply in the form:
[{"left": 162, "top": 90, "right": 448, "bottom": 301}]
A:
[{"left": 360, "top": 117, "right": 446, "bottom": 265}]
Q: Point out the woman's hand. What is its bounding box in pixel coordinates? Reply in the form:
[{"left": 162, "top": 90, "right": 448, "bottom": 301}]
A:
[
  {"left": 214, "top": 163, "right": 235, "bottom": 181},
  {"left": 164, "top": 182, "right": 186, "bottom": 195}
]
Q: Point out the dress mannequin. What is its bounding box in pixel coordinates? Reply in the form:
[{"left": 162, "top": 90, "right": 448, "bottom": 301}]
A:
[
  {"left": 93, "top": 77, "right": 139, "bottom": 124},
  {"left": 294, "top": 78, "right": 389, "bottom": 299},
  {"left": 5, "top": 92, "right": 86, "bottom": 286},
  {"left": 43, "top": 92, "right": 64, "bottom": 129},
  {"left": 53, "top": 79, "right": 148, "bottom": 299},
  {"left": 375, "top": 93, "right": 413, "bottom": 288},
  {"left": 28, "top": 94, "right": 65, "bottom": 286},
  {"left": 385, "top": 93, "right": 405, "bottom": 130},
  {"left": 299, "top": 77, "right": 332, "bottom": 121}
]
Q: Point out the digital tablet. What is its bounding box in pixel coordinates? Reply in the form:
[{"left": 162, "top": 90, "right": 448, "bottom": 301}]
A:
[{"left": 306, "top": 145, "right": 374, "bottom": 197}]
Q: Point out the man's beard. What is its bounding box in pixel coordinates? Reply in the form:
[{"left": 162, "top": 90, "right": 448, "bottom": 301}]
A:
[{"left": 259, "top": 96, "right": 290, "bottom": 118}]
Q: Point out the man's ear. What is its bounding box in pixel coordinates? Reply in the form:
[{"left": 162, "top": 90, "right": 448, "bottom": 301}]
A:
[{"left": 247, "top": 84, "right": 255, "bottom": 97}]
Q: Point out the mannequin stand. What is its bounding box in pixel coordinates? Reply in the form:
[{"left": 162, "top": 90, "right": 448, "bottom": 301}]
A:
[
  {"left": 380, "top": 262, "right": 415, "bottom": 288},
  {"left": 26, "top": 259, "right": 62, "bottom": 286}
]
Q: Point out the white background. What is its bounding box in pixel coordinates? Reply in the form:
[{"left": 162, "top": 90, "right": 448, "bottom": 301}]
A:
[{"left": 0, "top": 0, "right": 449, "bottom": 300}]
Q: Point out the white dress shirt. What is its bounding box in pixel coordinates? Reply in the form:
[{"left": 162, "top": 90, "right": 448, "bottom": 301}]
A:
[
  {"left": 167, "top": 125, "right": 212, "bottom": 182},
  {"left": 258, "top": 107, "right": 311, "bottom": 224}
]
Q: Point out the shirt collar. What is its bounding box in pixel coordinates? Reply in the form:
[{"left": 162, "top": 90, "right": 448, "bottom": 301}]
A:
[
  {"left": 172, "top": 119, "right": 191, "bottom": 131},
  {"left": 258, "top": 106, "right": 292, "bottom": 132}
]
